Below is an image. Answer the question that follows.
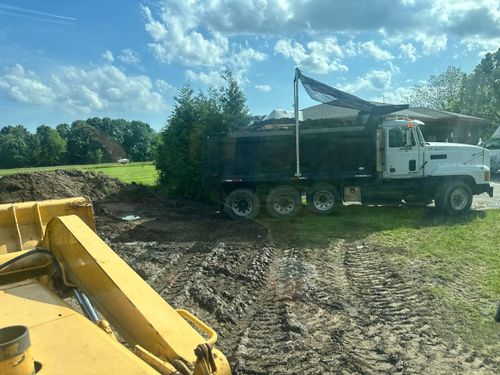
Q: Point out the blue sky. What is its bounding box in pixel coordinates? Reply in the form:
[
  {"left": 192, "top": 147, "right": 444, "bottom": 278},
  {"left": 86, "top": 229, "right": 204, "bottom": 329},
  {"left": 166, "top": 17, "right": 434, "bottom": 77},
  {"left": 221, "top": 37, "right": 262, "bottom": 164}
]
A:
[{"left": 0, "top": 0, "right": 498, "bottom": 131}]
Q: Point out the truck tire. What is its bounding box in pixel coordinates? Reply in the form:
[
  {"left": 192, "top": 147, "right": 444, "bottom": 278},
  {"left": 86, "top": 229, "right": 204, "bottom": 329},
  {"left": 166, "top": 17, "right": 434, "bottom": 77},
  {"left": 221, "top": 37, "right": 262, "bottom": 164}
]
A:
[
  {"left": 224, "top": 189, "right": 260, "bottom": 219},
  {"left": 435, "top": 181, "right": 473, "bottom": 215},
  {"left": 307, "top": 184, "right": 341, "bottom": 214},
  {"left": 266, "top": 186, "right": 302, "bottom": 219}
]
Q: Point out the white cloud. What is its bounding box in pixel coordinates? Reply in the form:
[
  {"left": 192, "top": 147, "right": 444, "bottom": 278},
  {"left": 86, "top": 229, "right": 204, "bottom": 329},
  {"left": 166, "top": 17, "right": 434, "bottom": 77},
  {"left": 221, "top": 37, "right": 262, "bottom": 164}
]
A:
[
  {"left": 399, "top": 43, "right": 418, "bottom": 62},
  {"left": 202, "top": 0, "right": 500, "bottom": 44},
  {"left": 255, "top": 84, "right": 271, "bottom": 92},
  {"left": 155, "top": 79, "right": 174, "bottom": 93},
  {"left": 372, "top": 86, "right": 411, "bottom": 104},
  {"left": 357, "top": 41, "right": 394, "bottom": 61},
  {"left": 232, "top": 47, "right": 266, "bottom": 69},
  {"left": 184, "top": 48, "right": 267, "bottom": 87},
  {"left": 118, "top": 49, "right": 141, "bottom": 65},
  {"left": 143, "top": 0, "right": 499, "bottom": 67},
  {"left": 0, "top": 64, "right": 55, "bottom": 105},
  {"left": 339, "top": 70, "right": 392, "bottom": 94},
  {"left": 274, "top": 38, "right": 347, "bottom": 74},
  {"left": 143, "top": 5, "right": 229, "bottom": 66},
  {"left": 201, "top": 0, "right": 423, "bottom": 34},
  {"left": 0, "top": 63, "right": 167, "bottom": 114},
  {"left": 460, "top": 35, "right": 500, "bottom": 55},
  {"left": 52, "top": 65, "right": 166, "bottom": 113},
  {"left": 102, "top": 50, "right": 114, "bottom": 62},
  {"left": 142, "top": 2, "right": 268, "bottom": 84},
  {"left": 204, "top": 0, "right": 294, "bottom": 33},
  {"left": 414, "top": 33, "right": 448, "bottom": 55},
  {"left": 185, "top": 69, "right": 225, "bottom": 86}
]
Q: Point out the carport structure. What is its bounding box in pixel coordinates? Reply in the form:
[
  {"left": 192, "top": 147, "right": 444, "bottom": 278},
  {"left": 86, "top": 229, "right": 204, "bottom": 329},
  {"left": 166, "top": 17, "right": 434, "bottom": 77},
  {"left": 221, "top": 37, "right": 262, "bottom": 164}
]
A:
[{"left": 389, "top": 107, "right": 489, "bottom": 144}]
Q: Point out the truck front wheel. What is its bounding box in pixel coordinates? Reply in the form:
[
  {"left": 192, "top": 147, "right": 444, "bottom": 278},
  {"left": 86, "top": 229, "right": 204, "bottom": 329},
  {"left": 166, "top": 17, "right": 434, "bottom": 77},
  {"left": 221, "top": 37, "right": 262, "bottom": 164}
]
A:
[
  {"left": 435, "top": 181, "right": 473, "bottom": 215},
  {"left": 307, "top": 184, "right": 341, "bottom": 214},
  {"left": 224, "top": 189, "right": 260, "bottom": 219},
  {"left": 266, "top": 186, "right": 302, "bottom": 218}
]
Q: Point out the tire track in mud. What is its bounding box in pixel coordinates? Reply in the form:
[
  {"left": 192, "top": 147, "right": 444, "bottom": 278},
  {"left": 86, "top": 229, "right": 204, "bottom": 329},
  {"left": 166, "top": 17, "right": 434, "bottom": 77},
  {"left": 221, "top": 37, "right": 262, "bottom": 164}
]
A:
[
  {"left": 114, "top": 240, "right": 275, "bottom": 359},
  {"left": 111, "top": 235, "right": 496, "bottom": 374},
  {"left": 342, "top": 243, "right": 494, "bottom": 374},
  {"left": 233, "top": 242, "right": 496, "bottom": 374},
  {"left": 234, "top": 245, "right": 358, "bottom": 374}
]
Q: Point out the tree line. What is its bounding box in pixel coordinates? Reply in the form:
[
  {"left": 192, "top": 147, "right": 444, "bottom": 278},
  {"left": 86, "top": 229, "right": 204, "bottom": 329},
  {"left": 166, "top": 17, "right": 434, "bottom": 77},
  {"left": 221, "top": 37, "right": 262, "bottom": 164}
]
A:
[
  {"left": 405, "top": 48, "right": 499, "bottom": 136},
  {"left": 0, "top": 118, "right": 157, "bottom": 168}
]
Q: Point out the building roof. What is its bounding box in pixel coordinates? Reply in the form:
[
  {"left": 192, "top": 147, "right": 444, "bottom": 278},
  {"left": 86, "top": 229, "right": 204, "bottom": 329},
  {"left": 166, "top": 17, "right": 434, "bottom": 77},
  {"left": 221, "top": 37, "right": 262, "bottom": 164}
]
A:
[
  {"left": 301, "top": 103, "right": 488, "bottom": 125},
  {"left": 390, "top": 107, "right": 487, "bottom": 123},
  {"left": 302, "top": 103, "right": 358, "bottom": 120}
]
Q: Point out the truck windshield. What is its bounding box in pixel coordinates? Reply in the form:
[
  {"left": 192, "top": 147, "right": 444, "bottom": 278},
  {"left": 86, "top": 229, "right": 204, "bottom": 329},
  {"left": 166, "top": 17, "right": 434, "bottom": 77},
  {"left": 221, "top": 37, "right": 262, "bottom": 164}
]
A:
[{"left": 415, "top": 125, "right": 426, "bottom": 146}]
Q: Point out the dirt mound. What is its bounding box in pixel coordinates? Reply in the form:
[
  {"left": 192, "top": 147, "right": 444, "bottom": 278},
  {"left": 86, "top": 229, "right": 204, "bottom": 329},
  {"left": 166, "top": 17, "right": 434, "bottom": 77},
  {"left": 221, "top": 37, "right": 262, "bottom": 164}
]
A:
[{"left": 0, "top": 170, "right": 126, "bottom": 203}]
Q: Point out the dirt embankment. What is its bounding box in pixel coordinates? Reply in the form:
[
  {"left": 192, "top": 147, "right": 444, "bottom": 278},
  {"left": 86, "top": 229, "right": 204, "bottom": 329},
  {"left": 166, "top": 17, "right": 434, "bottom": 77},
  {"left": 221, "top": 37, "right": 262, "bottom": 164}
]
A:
[
  {"left": 2, "top": 170, "right": 498, "bottom": 373},
  {"left": 0, "top": 170, "right": 126, "bottom": 204}
]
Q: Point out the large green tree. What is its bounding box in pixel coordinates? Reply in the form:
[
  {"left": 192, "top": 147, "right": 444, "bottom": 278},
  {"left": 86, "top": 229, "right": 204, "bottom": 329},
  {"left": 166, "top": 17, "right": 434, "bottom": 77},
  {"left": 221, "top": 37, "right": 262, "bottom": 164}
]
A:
[
  {"left": 156, "top": 70, "right": 250, "bottom": 198},
  {"left": 56, "top": 123, "right": 70, "bottom": 141},
  {"left": 0, "top": 125, "right": 37, "bottom": 168},
  {"left": 35, "top": 125, "right": 67, "bottom": 166},
  {"left": 405, "top": 49, "right": 500, "bottom": 137},
  {"left": 405, "top": 66, "right": 466, "bottom": 111},
  {"left": 459, "top": 48, "right": 500, "bottom": 134},
  {"left": 67, "top": 122, "right": 107, "bottom": 164},
  {"left": 219, "top": 69, "right": 251, "bottom": 131},
  {"left": 122, "top": 121, "right": 157, "bottom": 161}
]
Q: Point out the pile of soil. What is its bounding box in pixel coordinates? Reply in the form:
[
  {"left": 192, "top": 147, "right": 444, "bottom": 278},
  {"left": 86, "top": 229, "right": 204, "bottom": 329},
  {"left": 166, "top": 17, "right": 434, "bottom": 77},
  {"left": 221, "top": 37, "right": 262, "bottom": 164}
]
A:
[{"left": 0, "top": 170, "right": 126, "bottom": 204}]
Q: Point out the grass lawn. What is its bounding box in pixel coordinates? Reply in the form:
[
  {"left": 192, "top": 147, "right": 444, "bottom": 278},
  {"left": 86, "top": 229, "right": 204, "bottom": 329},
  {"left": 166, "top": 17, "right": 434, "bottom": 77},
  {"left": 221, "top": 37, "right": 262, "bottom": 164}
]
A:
[
  {"left": 263, "top": 205, "right": 500, "bottom": 356},
  {"left": 0, "top": 162, "right": 158, "bottom": 185}
]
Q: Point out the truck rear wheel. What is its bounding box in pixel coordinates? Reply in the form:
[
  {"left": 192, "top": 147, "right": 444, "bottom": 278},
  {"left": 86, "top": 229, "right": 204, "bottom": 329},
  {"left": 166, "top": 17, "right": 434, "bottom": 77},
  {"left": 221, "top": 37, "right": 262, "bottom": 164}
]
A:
[
  {"left": 307, "top": 184, "right": 341, "bottom": 214},
  {"left": 224, "top": 189, "right": 260, "bottom": 219},
  {"left": 266, "top": 186, "right": 302, "bottom": 219},
  {"left": 435, "top": 181, "right": 472, "bottom": 215}
]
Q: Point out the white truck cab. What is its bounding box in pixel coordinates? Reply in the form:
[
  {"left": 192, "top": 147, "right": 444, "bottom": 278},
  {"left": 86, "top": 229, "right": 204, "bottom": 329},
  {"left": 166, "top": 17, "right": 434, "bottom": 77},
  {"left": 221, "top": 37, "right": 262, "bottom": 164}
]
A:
[{"left": 379, "top": 118, "right": 492, "bottom": 214}]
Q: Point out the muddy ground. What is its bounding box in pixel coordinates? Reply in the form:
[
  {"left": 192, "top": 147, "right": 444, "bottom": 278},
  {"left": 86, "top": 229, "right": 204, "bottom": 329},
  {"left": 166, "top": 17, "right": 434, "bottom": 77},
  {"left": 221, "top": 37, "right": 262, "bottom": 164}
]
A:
[
  {"left": 96, "top": 198, "right": 499, "bottom": 374},
  {"left": 2, "top": 171, "right": 499, "bottom": 373}
]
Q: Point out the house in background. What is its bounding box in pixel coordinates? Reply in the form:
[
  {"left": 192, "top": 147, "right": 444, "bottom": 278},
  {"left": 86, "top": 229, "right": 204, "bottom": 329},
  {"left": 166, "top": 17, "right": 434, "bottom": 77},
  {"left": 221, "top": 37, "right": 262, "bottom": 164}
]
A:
[{"left": 299, "top": 103, "right": 489, "bottom": 144}]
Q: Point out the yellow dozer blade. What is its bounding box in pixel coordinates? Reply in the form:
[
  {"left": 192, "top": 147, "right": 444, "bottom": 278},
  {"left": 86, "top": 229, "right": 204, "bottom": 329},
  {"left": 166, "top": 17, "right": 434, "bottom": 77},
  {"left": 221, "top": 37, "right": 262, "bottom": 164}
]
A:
[{"left": 0, "top": 197, "right": 231, "bottom": 375}]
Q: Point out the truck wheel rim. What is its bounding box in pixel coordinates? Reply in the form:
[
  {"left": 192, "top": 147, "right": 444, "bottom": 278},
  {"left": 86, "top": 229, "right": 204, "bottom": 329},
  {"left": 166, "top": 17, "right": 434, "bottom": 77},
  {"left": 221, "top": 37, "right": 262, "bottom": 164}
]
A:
[
  {"left": 273, "top": 194, "right": 295, "bottom": 214},
  {"left": 232, "top": 196, "right": 252, "bottom": 216},
  {"left": 450, "top": 188, "right": 468, "bottom": 210},
  {"left": 313, "top": 191, "right": 335, "bottom": 211}
]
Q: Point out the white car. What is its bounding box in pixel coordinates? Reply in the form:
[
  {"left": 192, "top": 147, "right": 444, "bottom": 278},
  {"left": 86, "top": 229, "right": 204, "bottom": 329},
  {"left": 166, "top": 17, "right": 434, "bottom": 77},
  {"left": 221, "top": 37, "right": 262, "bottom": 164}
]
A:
[{"left": 484, "top": 138, "right": 500, "bottom": 174}]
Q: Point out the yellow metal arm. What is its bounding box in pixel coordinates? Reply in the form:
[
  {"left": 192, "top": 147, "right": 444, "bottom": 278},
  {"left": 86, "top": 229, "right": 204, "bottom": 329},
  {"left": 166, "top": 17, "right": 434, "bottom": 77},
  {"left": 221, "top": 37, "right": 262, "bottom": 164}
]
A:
[{"left": 42, "top": 215, "right": 230, "bottom": 375}]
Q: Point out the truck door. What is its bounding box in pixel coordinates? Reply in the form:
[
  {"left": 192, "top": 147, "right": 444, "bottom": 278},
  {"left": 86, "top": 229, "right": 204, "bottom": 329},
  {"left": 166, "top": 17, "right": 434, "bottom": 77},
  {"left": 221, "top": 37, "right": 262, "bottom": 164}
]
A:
[{"left": 383, "top": 125, "right": 423, "bottom": 179}]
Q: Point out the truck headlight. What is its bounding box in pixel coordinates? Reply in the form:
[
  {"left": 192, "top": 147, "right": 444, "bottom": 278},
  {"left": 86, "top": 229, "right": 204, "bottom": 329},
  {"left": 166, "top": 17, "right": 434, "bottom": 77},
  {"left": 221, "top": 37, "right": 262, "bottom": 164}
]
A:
[{"left": 485, "top": 170, "right": 490, "bottom": 181}]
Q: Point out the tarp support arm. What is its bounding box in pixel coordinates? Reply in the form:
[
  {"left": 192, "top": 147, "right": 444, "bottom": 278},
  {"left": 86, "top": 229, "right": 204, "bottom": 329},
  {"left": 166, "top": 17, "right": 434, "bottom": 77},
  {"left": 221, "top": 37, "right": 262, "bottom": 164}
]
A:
[{"left": 294, "top": 67, "right": 301, "bottom": 178}]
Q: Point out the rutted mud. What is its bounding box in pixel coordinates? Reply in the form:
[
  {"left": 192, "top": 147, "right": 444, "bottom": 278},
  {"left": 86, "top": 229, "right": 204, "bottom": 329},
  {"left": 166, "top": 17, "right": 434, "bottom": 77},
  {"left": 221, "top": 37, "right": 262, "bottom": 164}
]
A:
[
  {"left": 99, "top": 201, "right": 498, "bottom": 374},
  {"left": 2, "top": 170, "right": 498, "bottom": 373}
]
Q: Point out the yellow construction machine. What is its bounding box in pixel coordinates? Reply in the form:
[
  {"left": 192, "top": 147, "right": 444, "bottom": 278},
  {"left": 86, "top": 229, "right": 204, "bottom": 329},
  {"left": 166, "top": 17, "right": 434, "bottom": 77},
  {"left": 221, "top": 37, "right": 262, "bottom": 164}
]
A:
[{"left": 0, "top": 197, "right": 231, "bottom": 375}]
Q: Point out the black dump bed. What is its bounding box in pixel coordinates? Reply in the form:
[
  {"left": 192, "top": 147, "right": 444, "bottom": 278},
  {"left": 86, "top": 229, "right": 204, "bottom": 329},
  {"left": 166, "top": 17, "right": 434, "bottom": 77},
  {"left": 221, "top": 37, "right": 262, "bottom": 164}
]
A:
[{"left": 205, "top": 125, "right": 377, "bottom": 185}]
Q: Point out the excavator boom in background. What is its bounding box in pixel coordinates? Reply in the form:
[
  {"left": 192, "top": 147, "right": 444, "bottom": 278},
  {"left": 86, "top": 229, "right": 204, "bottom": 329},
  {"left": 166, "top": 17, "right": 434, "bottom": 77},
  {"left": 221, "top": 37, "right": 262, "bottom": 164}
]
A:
[{"left": 0, "top": 197, "right": 231, "bottom": 375}]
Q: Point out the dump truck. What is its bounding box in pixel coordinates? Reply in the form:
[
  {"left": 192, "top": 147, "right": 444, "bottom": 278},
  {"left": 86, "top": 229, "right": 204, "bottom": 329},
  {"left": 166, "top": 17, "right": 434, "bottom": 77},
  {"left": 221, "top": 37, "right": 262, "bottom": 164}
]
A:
[
  {"left": 0, "top": 197, "right": 231, "bottom": 375},
  {"left": 205, "top": 69, "right": 493, "bottom": 219}
]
